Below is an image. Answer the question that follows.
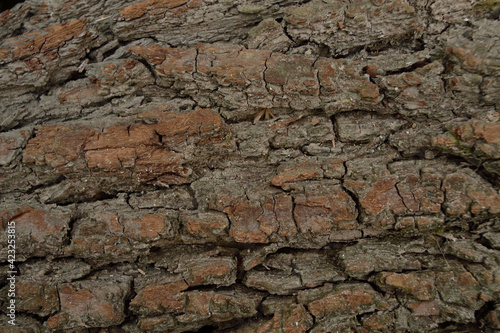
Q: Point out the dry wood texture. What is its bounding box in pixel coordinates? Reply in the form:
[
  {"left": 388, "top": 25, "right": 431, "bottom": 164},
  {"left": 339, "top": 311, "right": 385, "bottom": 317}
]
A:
[{"left": 0, "top": 0, "right": 499, "bottom": 332}]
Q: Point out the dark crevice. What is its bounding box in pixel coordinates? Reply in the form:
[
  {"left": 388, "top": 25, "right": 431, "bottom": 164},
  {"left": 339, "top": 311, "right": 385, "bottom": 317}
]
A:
[
  {"left": 62, "top": 212, "right": 79, "bottom": 248},
  {"left": 431, "top": 151, "right": 500, "bottom": 187},
  {"left": 183, "top": 184, "right": 199, "bottom": 210},
  {"left": 321, "top": 241, "right": 351, "bottom": 251},
  {"left": 136, "top": 58, "right": 158, "bottom": 81},
  {"left": 146, "top": 245, "right": 163, "bottom": 255},
  {"left": 340, "top": 173, "right": 364, "bottom": 223},
  {"left": 67, "top": 67, "right": 88, "bottom": 81},
  {"left": 282, "top": 24, "right": 298, "bottom": 46},
  {"left": 330, "top": 115, "right": 341, "bottom": 145},
  {"left": 384, "top": 59, "right": 432, "bottom": 76},
  {"left": 236, "top": 250, "right": 247, "bottom": 283},
  {"left": 475, "top": 162, "right": 500, "bottom": 188},
  {"left": 25, "top": 174, "right": 67, "bottom": 195},
  {"left": 478, "top": 233, "right": 499, "bottom": 250},
  {"left": 344, "top": 273, "right": 389, "bottom": 294},
  {"left": 45, "top": 190, "right": 118, "bottom": 206},
  {"left": 371, "top": 34, "right": 426, "bottom": 54},
  {"left": 187, "top": 325, "right": 217, "bottom": 333},
  {"left": 255, "top": 295, "right": 268, "bottom": 317},
  {"left": 331, "top": 45, "right": 365, "bottom": 59},
  {"left": 120, "top": 278, "right": 138, "bottom": 329},
  {"left": 475, "top": 301, "right": 496, "bottom": 327},
  {"left": 95, "top": 40, "right": 122, "bottom": 61},
  {"left": 15, "top": 312, "right": 50, "bottom": 326},
  {"left": 0, "top": 0, "right": 24, "bottom": 12},
  {"left": 183, "top": 283, "right": 233, "bottom": 293},
  {"left": 317, "top": 43, "right": 331, "bottom": 58}
]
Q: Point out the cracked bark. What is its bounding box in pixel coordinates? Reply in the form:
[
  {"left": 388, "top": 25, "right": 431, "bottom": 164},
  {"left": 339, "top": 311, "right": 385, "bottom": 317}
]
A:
[{"left": 0, "top": 0, "right": 499, "bottom": 332}]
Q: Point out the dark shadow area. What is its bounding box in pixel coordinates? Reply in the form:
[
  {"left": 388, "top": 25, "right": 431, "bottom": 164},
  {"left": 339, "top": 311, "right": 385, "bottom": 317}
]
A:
[
  {"left": 0, "top": 0, "right": 24, "bottom": 12},
  {"left": 186, "top": 325, "right": 217, "bottom": 333}
]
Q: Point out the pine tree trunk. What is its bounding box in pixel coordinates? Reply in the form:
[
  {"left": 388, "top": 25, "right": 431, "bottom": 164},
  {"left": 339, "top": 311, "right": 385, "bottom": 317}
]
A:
[{"left": 0, "top": 0, "right": 499, "bottom": 331}]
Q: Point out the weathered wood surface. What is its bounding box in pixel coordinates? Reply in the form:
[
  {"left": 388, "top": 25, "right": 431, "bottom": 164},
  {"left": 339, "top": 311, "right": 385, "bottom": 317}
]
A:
[{"left": 0, "top": 0, "right": 499, "bottom": 331}]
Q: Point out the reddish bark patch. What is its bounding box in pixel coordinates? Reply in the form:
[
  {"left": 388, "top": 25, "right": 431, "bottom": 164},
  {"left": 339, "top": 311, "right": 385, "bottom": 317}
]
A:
[
  {"left": 130, "top": 281, "right": 188, "bottom": 315},
  {"left": 119, "top": 0, "right": 188, "bottom": 20},
  {"left": 12, "top": 19, "right": 87, "bottom": 60},
  {"left": 271, "top": 162, "right": 323, "bottom": 187}
]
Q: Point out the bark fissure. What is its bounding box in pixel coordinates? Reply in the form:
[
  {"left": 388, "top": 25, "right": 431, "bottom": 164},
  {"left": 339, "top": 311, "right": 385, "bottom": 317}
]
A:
[{"left": 0, "top": 0, "right": 499, "bottom": 332}]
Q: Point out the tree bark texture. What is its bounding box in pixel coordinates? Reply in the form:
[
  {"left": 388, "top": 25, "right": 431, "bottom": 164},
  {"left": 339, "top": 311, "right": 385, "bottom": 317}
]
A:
[{"left": 0, "top": 0, "right": 499, "bottom": 332}]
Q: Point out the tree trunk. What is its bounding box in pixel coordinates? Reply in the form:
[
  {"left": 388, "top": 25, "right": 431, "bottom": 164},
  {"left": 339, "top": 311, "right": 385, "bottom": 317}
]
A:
[{"left": 0, "top": 0, "right": 499, "bottom": 331}]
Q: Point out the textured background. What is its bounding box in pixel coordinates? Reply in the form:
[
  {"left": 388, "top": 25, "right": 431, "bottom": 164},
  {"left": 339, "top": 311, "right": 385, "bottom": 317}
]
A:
[{"left": 0, "top": 0, "right": 499, "bottom": 332}]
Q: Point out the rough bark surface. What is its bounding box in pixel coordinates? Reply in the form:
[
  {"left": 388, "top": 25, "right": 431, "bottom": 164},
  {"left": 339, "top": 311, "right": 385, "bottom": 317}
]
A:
[{"left": 0, "top": 0, "right": 499, "bottom": 332}]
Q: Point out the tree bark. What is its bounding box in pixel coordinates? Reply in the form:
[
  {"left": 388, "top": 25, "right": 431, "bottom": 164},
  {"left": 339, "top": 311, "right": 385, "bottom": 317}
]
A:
[{"left": 0, "top": 0, "right": 499, "bottom": 332}]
